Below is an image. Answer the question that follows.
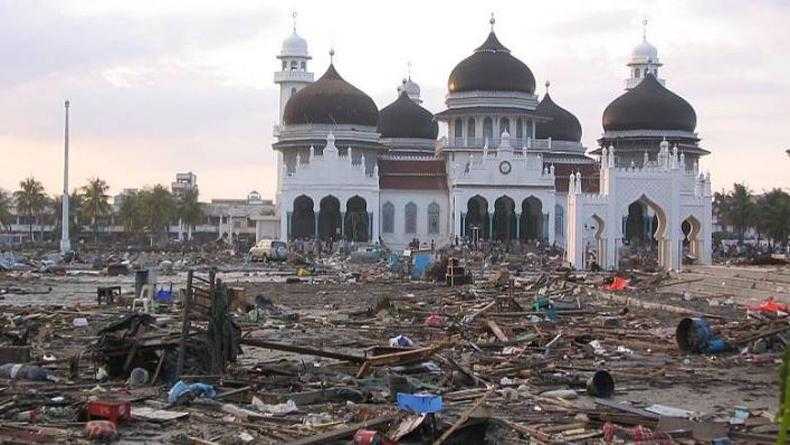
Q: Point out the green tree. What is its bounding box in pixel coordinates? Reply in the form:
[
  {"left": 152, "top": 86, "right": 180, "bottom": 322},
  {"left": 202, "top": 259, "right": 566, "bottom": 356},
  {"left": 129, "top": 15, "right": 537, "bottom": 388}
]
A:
[
  {"left": 80, "top": 177, "right": 112, "bottom": 242},
  {"left": 117, "top": 190, "right": 144, "bottom": 239},
  {"left": 176, "top": 188, "right": 203, "bottom": 241},
  {"left": 13, "top": 177, "right": 48, "bottom": 242},
  {"left": 139, "top": 185, "right": 176, "bottom": 243},
  {"left": 755, "top": 189, "right": 790, "bottom": 249},
  {"left": 0, "top": 188, "right": 13, "bottom": 232},
  {"left": 716, "top": 183, "right": 756, "bottom": 245}
]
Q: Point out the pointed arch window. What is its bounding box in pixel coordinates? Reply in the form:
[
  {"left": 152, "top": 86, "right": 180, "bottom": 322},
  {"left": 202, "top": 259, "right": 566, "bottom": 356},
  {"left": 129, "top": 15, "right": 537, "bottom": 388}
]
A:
[
  {"left": 382, "top": 202, "right": 394, "bottom": 233},
  {"left": 499, "top": 117, "right": 510, "bottom": 136},
  {"left": 483, "top": 117, "right": 493, "bottom": 142},
  {"left": 427, "top": 202, "right": 440, "bottom": 235},
  {"left": 516, "top": 118, "right": 523, "bottom": 139},
  {"left": 405, "top": 202, "right": 417, "bottom": 234},
  {"left": 454, "top": 118, "right": 463, "bottom": 139},
  {"left": 467, "top": 118, "right": 476, "bottom": 139}
]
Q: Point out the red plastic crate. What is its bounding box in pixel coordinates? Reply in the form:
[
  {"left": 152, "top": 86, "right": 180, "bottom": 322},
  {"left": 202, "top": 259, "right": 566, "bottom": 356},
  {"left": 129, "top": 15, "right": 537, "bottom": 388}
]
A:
[{"left": 86, "top": 400, "right": 131, "bottom": 424}]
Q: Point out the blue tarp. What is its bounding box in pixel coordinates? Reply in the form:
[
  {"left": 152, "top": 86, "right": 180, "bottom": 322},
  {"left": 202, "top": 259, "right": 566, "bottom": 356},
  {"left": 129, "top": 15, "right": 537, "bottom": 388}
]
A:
[
  {"left": 397, "top": 392, "right": 443, "bottom": 414},
  {"left": 410, "top": 253, "right": 433, "bottom": 280}
]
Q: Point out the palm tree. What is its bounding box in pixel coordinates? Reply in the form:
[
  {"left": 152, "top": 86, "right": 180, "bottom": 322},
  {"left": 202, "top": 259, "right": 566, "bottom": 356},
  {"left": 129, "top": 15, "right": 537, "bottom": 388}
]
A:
[
  {"left": 177, "top": 188, "right": 203, "bottom": 241},
  {"left": 0, "top": 188, "right": 13, "bottom": 232},
  {"left": 117, "top": 190, "right": 143, "bottom": 239},
  {"left": 80, "top": 177, "right": 112, "bottom": 242},
  {"left": 13, "top": 177, "right": 47, "bottom": 242},
  {"left": 140, "top": 185, "right": 176, "bottom": 243},
  {"left": 755, "top": 189, "right": 790, "bottom": 249},
  {"left": 717, "top": 183, "right": 756, "bottom": 245}
]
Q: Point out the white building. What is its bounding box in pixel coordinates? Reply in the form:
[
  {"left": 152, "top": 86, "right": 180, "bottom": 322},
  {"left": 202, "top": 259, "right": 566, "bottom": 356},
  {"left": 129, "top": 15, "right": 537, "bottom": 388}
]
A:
[{"left": 268, "top": 17, "right": 713, "bottom": 271}]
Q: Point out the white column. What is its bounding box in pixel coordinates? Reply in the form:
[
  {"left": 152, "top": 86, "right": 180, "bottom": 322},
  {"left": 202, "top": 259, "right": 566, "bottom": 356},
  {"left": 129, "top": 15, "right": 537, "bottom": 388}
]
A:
[{"left": 60, "top": 100, "right": 71, "bottom": 254}]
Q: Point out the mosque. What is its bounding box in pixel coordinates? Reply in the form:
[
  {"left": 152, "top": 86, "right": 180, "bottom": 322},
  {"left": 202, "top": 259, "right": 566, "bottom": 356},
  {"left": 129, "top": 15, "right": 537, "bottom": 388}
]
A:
[{"left": 269, "top": 16, "right": 712, "bottom": 271}]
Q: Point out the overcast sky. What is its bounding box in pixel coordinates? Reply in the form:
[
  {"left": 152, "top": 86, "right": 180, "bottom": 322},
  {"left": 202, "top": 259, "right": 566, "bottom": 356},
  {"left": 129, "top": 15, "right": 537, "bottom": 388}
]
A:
[{"left": 1, "top": 0, "right": 788, "bottom": 201}]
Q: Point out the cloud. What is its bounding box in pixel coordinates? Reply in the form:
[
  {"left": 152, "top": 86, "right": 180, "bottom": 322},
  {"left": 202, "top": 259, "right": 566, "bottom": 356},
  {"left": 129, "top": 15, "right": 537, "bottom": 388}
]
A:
[{"left": 1, "top": 0, "right": 789, "bottom": 201}]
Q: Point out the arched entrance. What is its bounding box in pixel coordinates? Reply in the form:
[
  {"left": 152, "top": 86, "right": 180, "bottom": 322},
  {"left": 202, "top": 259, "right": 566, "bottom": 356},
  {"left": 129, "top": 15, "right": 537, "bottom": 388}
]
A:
[
  {"left": 520, "top": 196, "right": 543, "bottom": 241},
  {"left": 682, "top": 216, "right": 702, "bottom": 261},
  {"left": 464, "top": 195, "right": 489, "bottom": 242},
  {"left": 583, "top": 214, "right": 606, "bottom": 269},
  {"left": 493, "top": 196, "right": 517, "bottom": 241},
  {"left": 344, "top": 196, "right": 369, "bottom": 242},
  {"left": 620, "top": 195, "right": 668, "bottom": 270},
  {"left": 318, "top": 196, "right": 341, "bottom": 241},
  {"left": 291, "top": 195, "right": 315, "bottom": 240}
]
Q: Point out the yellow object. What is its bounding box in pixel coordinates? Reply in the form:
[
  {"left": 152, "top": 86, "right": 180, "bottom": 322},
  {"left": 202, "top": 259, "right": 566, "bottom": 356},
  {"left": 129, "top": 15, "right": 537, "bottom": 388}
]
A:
[{"left": 297, "top": 268, "right": 311, "bottom": 277}]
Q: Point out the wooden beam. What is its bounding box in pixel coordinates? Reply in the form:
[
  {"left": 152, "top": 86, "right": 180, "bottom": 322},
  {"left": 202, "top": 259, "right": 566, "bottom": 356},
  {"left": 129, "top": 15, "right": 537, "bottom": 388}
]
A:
[{"left": 241, "top": 338, "right": 365, "bottom": 363}]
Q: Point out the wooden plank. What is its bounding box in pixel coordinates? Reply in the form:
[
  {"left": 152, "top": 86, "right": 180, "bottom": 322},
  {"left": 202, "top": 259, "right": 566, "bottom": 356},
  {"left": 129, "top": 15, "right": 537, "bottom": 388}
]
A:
[
  {"left": 241, "top": 338, "right": 365, "bottom": 363},
  {"left": 484, "top": 318, "right": 509, "bottom": 342}
]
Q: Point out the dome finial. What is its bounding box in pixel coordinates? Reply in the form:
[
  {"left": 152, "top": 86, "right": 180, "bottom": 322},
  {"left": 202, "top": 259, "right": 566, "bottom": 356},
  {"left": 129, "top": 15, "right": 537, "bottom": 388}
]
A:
[
  {"left": 642, "top": 17, "right": 648, "bottom": 41},
  {"left": 489, "top": 12, "right": 495, "bottom": 31},
  {"left": 329, "top": 48, "right": 335, "bottom": 64},
  {"left": 407, "top": 61, "right": 412, "bottom": 80},
  {"left": 292, "top": 11, "right": 298, "bottom": 33},
  {"left": 545, "top": 80, "right": 550, "bottom": 92}
]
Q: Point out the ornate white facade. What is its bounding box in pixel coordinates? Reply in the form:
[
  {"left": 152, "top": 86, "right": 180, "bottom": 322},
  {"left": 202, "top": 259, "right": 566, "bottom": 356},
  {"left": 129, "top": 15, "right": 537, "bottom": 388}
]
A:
[{"left": 265, "top": 17, "right": 713, "bottom": 271}]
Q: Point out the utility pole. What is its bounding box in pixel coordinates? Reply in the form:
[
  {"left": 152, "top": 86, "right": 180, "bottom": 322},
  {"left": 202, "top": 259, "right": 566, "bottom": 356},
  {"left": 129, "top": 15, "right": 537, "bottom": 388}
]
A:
[{"left": 60, "top": 100, "right": 71, "bottom": 254}]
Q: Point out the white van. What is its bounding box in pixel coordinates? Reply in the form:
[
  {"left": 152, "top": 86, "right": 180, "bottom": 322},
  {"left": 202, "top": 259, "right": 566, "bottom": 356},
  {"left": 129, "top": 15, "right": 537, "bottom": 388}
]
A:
[{"left": 249, "top": 239, "right": 287, "bottom": 262}]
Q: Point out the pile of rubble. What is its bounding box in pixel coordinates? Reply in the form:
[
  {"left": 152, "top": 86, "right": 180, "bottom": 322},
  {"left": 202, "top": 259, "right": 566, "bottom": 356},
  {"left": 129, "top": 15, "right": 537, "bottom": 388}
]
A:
[{"left": 0, "top": 247, "right": 787, "bottom": 443}]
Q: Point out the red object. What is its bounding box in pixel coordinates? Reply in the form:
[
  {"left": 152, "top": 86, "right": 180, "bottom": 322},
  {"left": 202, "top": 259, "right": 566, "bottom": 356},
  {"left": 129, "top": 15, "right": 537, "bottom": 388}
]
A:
[
  {"left": 424, "top": 314, "right": 446, "bottom": 328},
  {"left": 85, "top": 420, "right": 117, "bottom": 440},
  {"left": 749, "top": 297, "right": 788, "bottom": 314},
  {"left": 353, "top": 429, "right": 397, "bottom": 445},
  {"left": 606, "top": 276, "right": 629, "bottom": 291},
  {"left": 602, "top": 422, "right": 671, "bottom": 444},
  {"left": 86, "top": 400, "right": 131, "bottom": 424}
]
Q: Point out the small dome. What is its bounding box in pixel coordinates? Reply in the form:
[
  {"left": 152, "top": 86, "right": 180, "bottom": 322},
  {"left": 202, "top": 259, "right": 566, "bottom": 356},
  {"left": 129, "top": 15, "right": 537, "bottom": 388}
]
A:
[
  {"left": 378, "top": 91, "right": 438, "bottom": 140},
  {"left": 535, "top": 92, "right": 582, "bottom": 142},
  {"left": 603, "top": 74, "right": 696, "bottom": 132},
  {"left": 281, "top": 31, "right": 308, "bottom": 57},
  {"left": 447, "top": 32, "right": 535, "bottom": 94},
  {"left": 283, "top": 64, "right": 379, "bottom": 127},
  {"left": 397, "top": 78, "right": 420, "bottom": 101},
  {"left": 630, "top": 39, "right": 658, "bottom": 64}
]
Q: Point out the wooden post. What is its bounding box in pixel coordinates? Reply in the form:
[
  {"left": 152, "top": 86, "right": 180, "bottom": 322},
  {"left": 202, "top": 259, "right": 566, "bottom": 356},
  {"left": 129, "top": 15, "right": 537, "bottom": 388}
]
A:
[{"left": 177, "top": 269, "right": 194, "bottom": 377}]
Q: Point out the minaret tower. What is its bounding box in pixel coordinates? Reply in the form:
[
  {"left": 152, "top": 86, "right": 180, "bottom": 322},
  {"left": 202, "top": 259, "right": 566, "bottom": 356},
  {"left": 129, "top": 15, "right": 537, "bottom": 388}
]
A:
[
  {"left": 625, "top": 19, "right": 665, "bottom": 90},
  {"left": 274, "top": 12, "right": 313, "bottom": 203},
  {"left": 274, "top": 12, "right": 313, "bottom": 124}
]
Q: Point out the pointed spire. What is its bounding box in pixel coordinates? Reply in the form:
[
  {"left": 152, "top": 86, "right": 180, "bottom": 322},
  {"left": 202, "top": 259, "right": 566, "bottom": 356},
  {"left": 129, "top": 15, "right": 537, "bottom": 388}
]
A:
[
  {"left": 407, "top": 61, "right": 412, "bottom": 80},
  {"left": 292, "top": 11, "right": 298, "bottom": 33},
  {"left": 329, "top": 48, "right": 335, "bottom": 64},
  {"left": 490, "top": 12, "right": 495, "bottom": 31},
  {"left": 642, "top": 18, "right": 648, "bottom": 41}
]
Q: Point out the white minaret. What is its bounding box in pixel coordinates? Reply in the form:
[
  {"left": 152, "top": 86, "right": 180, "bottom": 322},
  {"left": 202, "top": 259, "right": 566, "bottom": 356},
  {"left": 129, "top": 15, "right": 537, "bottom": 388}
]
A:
[
  {"left": 273, "top": 12, "right": 313, "bottom": 201},
  {"left": 625, "top": 19, "right": 665, "bottom": 90},
  {"left": 60, "top": 100, "right": 71, "bottom": 254}
]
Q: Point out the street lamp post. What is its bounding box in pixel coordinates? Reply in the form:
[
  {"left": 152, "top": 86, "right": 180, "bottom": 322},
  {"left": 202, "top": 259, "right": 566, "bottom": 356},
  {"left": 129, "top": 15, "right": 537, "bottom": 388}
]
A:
[{"left": 60, "top": 100, "right": 71, "bottom": 254}]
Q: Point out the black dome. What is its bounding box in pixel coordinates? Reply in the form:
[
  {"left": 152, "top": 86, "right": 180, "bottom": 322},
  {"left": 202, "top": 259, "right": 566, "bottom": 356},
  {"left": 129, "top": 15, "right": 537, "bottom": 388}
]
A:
[
  {"left": 448, "top": 32, "right": 535, "bottom": 94},
  {"left": 603, "top": 74, "right": 696, "bottom": 132},
  {"left": 283, "top": 64, "right": 379, "bottom": 127},
  {"left": 378, "top": 91, "right": 438, "bottom": 140},
  {"left": 535, "top": 92, "right": 582, "bottom": 142}
]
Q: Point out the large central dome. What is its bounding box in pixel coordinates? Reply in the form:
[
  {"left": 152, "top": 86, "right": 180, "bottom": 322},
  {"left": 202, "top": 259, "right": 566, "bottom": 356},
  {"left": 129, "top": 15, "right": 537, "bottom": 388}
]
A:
[
  {"left": 535, "top": 92, "right": 582, "bottom": 142},
  {"left": 447, "top": 32, "right": 536, "bottom": 94},
  {"left": 603, "top": 74, "right": 696, "bottom": 132},
  {"left": 283, "top": 64, "right": 379, "bottom": 127},
  {"left": 378, "top": 91, "right": 438, "bottom": 140}
]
